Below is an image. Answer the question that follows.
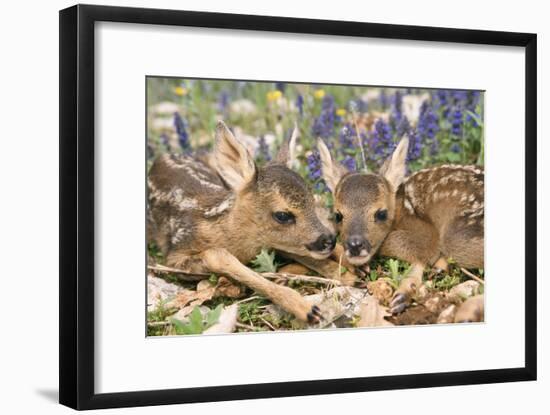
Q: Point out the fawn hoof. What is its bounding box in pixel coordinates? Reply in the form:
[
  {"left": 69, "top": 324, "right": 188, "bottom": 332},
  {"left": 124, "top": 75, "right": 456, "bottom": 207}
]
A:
[
  {"left": 307, "top": 305, "right": 323, "bottom": 324},
  {"left": 389, "top": 293, "right": 409, "bottom": 314},
  {"left": 353, "top": 264, "right": 370, "bottom": 279}
]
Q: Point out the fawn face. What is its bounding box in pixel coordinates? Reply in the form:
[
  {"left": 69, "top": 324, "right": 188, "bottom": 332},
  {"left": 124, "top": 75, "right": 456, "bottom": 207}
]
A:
[
  {"left": 214, "top": 122, "right": 336, "bottom": 259},
  {"left": 318, "top": 137, "right": 409, "bottom": 265}
]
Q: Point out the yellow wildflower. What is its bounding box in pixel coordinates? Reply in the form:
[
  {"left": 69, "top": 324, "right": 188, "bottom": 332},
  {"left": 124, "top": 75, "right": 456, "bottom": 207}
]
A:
[
  {"left": 174, "top": 86, "right": 188, "bottom": 96},
  {"left": 314, "top": 89, "right": 326, "bottom": 100},
  {"left": 336, "top": 108, "right": 347, "bottom": 117},
  {"left": 267, "top": 90, "right": 283, "bottom": 102}
]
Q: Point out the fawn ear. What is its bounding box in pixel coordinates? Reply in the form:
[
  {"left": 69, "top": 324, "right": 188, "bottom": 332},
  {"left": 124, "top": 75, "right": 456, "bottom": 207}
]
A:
[
  {"left": 275, "top": 123, "right": 299, "bottom": 169},
  {"left": 318, "top": 139, "right": 346, "bottom": 193},
  {"left": 213, "top": 121, "right": 257, "bottom": 191},
  {"left": 379, "top": 136, "right": 409, "bottom": 191}
]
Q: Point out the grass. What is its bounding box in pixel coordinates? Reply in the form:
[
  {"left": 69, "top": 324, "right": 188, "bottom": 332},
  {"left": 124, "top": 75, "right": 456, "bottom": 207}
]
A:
[{"left": 146, "top": 78, "right": 485, "bottom": 334}]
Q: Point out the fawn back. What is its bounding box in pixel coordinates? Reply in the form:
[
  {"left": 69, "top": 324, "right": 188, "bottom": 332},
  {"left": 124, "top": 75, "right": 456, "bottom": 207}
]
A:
[
  {"left": 318, "top": 137, "right": 484, "bottom": 268},
  {"left": 147, "top": 121, "right": 336, "bottom": 266}
]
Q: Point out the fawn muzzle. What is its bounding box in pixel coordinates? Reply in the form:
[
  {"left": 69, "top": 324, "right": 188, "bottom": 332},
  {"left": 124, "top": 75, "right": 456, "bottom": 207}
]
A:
[
  {"left": 305, "top": 233, "right": 336, "bottom": 258},
  {"left": 344, "top": 235, "right": 372, "bottom": 265}
]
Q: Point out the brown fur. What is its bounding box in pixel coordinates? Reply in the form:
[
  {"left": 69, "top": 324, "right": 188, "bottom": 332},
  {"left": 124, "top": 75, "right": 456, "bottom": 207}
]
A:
[
  {"left": 318, "top": 137, "right": 484, "bottom": 321},
  {"left": 148, "top": 121, "right": 338, "bottom": 323}
]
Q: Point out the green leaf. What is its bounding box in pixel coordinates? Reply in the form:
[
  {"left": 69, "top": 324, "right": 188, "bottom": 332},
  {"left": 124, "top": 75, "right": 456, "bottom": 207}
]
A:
[
  {"left": 188, "top": 306, "right": 204, "bottom": 334},
  {"left": 205, "top": 304, "right": 224, "bottom": 328},
  {"left": 369, "top": 270, "right": 378, "bottom": 282},
  {"left": 446, "top": 152, "right": 461, "bottom": 162},
  {"left": 387, "top": 259, "right": 400, "bottom": 281},
  {"left": 250, "top": 248, "right": 279, "bottom": 273}
]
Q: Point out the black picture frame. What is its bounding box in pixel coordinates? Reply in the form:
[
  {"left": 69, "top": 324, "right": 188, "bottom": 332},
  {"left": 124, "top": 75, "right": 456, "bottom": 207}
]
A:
[{"left": 59, "top": 4, "right": 537, "bottom": 410}]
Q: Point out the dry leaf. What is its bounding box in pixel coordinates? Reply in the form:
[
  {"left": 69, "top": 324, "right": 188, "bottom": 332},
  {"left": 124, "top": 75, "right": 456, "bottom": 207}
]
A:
[
  {"left": 266, "top": 287, "right": 369, "bottom": 328},
  {"left": 454, "top": 295, "right": 484, "bottom": 323},
  {"left": 449, "top": 280, "right": 481, "bottom": 300},
  {"left": 147, "top": 274, "right": 183, "bottom": 311},
  {"left": 167, "top": 280, "right": 216, "bottom": 309},
  {"left": 367, "top": 278, "right": 394, "bottom": 304},
  {"left": 278, "top": 263, "right": 310, "bottom": 275},
  {"left": 357, "top": 296, "right": 393, "bottom": 327},
  {"left": 437, "top": 304, "right": 457, "bottom": 324},
  {"left": 214, "top": 276, "right": 244, "bottom": 298},
  {"left": 203, "top": 304, "right": 238, "bottom": 334}
]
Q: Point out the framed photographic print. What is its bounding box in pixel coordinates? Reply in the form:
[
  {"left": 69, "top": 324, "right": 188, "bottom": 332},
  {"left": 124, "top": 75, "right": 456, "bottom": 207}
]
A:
[{"left": 59, "top": 4, "right": 537, "bottom": 410}]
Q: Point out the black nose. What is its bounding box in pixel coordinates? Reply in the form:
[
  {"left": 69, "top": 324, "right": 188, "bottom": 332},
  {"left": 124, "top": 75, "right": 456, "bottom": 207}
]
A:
[
  {"left": 346, "top": 235, "right": 367, "bottom": 256},
  {"left": 306, "top": 233, "right": 336, "bottom": 253}
]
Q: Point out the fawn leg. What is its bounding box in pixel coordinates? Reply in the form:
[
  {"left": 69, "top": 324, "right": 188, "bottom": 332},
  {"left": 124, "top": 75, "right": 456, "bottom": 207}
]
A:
[
  {"left": 389, "top": 263, "right": 426, "bottom": 314},
  {"left": 454, "top": 295, "right": 484, "bottom": 323},
  {"left": 380, "top": 224, "right": 439, "bottom": 314},
  {"left": 283, "top": 249, "right": 357, "bottom": 286},
  {"left": 433, "top": 257, "right": 448, "bottom": 273},
  {"left": 201, "top": 248, "right": 322, "bottom": 323}
]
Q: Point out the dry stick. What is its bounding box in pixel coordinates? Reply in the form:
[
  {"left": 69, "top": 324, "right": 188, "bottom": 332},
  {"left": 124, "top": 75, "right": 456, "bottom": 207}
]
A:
[
  {"left": 148, "top": 264, "right": 341, "bottom": 286},
  {"left": 147, "top": 321, "right": 170, "bottom": 327},
  {"left": 460, "top": 267, "right": 485, "bottom": 285},
  {"left": 147, "top": 264, "right": 209, "bottom": 278},
  {"left": 262, "top": 272, "right": 342, "bottom": 286},
  {"left": 235, "top": 322, "right": 256, "bottom": 331},
  {"left": 259, "top": 317, "right": 276, "bottom": 331}
]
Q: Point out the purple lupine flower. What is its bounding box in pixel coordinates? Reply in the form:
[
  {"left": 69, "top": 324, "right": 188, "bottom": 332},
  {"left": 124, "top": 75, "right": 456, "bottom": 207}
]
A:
[
  {"left": 391, "top": 90, "right": 404, "bottom": 124},
  {"left": 368, "top": 118, "right": 395, "bottom": 162},
  {"left": 451, "top": 90, "right": 468, "bottom": 106},
  {"left": 307, "top": 151, "right": 322, "bottom": 181},
  {"left": 395, "top": 116, "right": 411, "bottom": 138},
  {"left": 296, "top": 94, "right": 304, "bottom": 116},
  {"left": 406, "top": 128, "right": 422, "bottom": 161},
  {"left": 274, "top": 82, "right": 286, "bottom": 92},
  {"left": 418, "top": 106, "right": 439, "bottom": 141},
  {"left": 338, "top": 124, "right": 356, "bottom": 150},
  {"left": 379, "top": 89, "right": 389, "bottom": 109},
  {"left": 160, "top": 133, "right": 170, "bottom": 151},
  {"left": 466, "top": 90, "right": 482, "bottom": 126},
  {"left": 257, "top": 135, "right": 271, "bottom": 163},
  {"left": 351, "top": 98, "right": 368, "bottom": 113},
  {"left": 218, "top": 90, "right": 230, "bottom": 114},
  {"left": 306, "top": 150, "right": 327, "bottom": 192},
  {"left": 341, "top": 155, "right": 356, "bottom": 172},
  {"left": 174, "top": 112, "right": 191, "bottom": 152},
  {"left": 311, "top": 95, "right": 335, "bottom": 139},
  {"left": 450, "top": 107, "right": 463, "bottom": 136},
  {"left": 434, "top": 90, "right": 449, "bottom": 108},
  {"left": 450, "top": 143, "right": 461, "bottom": 153}
]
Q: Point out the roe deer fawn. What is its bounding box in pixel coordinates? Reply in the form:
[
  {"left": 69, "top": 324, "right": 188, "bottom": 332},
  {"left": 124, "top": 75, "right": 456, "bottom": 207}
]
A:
[
  {"left": 148, "top": 121, "right": 344, "bottom": 323},
  {"left": 318, "top": 136, "right": 484, "bottom": 322}
]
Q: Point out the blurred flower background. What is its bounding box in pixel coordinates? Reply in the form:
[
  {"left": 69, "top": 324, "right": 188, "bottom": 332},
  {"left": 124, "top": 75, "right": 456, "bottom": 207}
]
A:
[{"left": 147, "top": 78, "right": 484, "bottom": 197}]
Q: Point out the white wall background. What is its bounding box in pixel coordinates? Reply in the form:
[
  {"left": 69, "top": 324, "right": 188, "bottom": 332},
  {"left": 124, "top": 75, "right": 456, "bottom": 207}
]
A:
[{"left": 0, "top": 0, "right": 546, "bottom": 413}]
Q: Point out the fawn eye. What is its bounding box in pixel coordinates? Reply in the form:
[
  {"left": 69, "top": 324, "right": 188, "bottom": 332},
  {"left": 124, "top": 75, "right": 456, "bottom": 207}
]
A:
[
  {"left": 272, "top": 211, "right": 295, "bottom": 225},
  {"left": 374, "top": 209, "right": 388, "bottom": 222},
  {"left": 333, "top": 212, "right": 343, "bottom": 224}
]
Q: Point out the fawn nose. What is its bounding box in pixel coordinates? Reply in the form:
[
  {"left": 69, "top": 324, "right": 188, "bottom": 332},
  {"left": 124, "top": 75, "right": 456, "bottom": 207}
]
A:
[
  {"left": 307, "top": 233, "right": 336, "bottom": 253},
  {"left": 346, "top": 235, "right": 368, "bottom": 257}
]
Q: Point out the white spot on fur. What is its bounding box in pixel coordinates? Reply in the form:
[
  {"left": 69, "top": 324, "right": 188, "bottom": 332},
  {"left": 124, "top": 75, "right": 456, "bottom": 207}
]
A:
[{"left": 203, "top": 196, "right": 235, "bottom": 217}]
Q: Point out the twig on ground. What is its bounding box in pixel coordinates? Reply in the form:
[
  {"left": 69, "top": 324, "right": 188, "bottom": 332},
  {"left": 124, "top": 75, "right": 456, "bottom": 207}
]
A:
[
  {"left": 262, "top": 272, "right": 342, "bottom": 286},
  {"left": 259, "top": 317, "right": 276, "bottom": 331},
  {"left": 235, "top": 322, "right": 256, "bottom": 331},
  {"left": 148, "top": 263, "right": 341, "bottom": 286},
  {"left": 147, "top": 321, "right": 170, "bottom": 327},
  {"left": 460, "top": 268, "right": 485, "bottom": 285},
  {"left": 235, "top": 295, "right": 262, "bottom": 305},
  {"left": 147, "top": 264, "right": 209, "bottom": 279}
]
